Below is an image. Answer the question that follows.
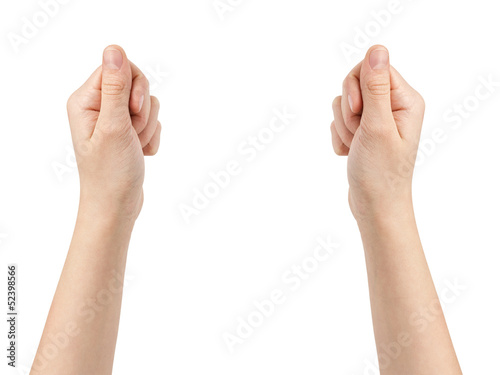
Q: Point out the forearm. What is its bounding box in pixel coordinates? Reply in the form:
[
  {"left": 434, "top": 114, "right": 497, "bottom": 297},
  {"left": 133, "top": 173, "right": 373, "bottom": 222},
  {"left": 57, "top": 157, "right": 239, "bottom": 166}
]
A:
[
  {"left": 358, "top": 201, "right": 461, "bottom": 374},
  {"left": 31, "top": 203, "right": 134, "bottom": 375}
]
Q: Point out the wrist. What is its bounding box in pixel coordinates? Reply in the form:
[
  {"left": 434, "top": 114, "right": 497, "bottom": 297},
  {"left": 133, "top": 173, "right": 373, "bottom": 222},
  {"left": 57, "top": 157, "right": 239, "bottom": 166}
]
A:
[
  {"left": 355, "top": 198, "right": 420, "bottom": 259},
  {"left": 77, "top": 198, "right": 137, "bottom": 235},
  {"left": 78, "top": 185, "right": 143, "bottom": 223},
  {"left": 350, "top": 189, "right": 415, "bottom": 227}
]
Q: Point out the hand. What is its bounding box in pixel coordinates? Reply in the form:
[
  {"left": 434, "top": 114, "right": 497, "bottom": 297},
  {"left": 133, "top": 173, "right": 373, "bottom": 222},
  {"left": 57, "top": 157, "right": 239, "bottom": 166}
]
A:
[
  {"left": 330, "top": 45, "right": 425, "bottom": 222},
  {"left": 67, "top": 45, "right": 162, "bottom": 222}
]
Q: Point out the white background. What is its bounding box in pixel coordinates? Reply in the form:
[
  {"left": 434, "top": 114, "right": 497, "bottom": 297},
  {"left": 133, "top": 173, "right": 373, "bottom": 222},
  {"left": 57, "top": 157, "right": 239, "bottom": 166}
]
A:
[{"left": 1, "top": 0, "right": 499, "bottom": 374}]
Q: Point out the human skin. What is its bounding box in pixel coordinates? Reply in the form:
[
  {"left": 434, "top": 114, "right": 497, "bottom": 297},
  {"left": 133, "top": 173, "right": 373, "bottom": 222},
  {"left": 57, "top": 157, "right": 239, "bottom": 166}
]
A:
[
  {"left": 30, "top": 45, "right": 161, "bottom": 375},
  {"left": 331, "top": 45, "right": 462, "bottom": 374}
]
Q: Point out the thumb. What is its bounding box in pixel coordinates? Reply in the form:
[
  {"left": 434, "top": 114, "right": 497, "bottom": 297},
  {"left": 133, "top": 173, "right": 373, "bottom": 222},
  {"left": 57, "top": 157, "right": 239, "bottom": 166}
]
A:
[
  {"left": 98, "top": 45, "right": 132, "bottom": 132},
  {"left": 359, "top": 45, "right": 394, "bottom": 132}
]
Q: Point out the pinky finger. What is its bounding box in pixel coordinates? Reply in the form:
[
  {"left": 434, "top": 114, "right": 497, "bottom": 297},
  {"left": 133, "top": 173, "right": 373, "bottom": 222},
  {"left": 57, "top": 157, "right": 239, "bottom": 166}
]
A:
[
  {"left": 143, "top": 121, "right": 162, "bottom": 156},
  {"left": 331, "top": 121, "right": 349, "bottom": 156}
]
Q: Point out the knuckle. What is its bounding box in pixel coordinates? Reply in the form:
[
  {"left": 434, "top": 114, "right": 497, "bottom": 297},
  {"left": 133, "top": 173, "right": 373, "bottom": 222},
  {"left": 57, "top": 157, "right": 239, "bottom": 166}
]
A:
[
  {"left": 332, "top": 96, "right": 341, "bottom": 109},
  {"left": 342, "top": 77, "right": 349, "bottom": 92},
  {"left": 145, "top": 145, "right": 157, "bottom": 156},
  {"left": 102, "top": 77, "right": 127, "bottom": 96},
  {"left": 140, "top": 71, "right": 149, "bottom": 83},
  {"left": 151, "top": 96, "right": 160, "bottom": 110},
  {"left": 335, "top": 144, "right": 348, "bottom": 156},
  {"left": 343, "top": 75, "right": 356, "bottom": 92},
  {"left": 365, "top": 77, "right": 391, "bottom": 97},
  {"left": 137, "top": 73, "right": 150, "bottom": 91}
]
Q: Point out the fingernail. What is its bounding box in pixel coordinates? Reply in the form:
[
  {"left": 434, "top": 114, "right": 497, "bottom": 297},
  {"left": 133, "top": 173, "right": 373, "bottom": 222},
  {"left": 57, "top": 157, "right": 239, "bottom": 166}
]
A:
[
  {"left": 348, "top": 95, "right": 354, "bottom": 112},
  {"left": 103, "top": 48, "right": 123, "bottom": 70},
  {"left": 369, "top": 48, "right": 389, "bottom": 70},
  {"left": 138, "top": 95, "right": 145, "bottom": 112}
]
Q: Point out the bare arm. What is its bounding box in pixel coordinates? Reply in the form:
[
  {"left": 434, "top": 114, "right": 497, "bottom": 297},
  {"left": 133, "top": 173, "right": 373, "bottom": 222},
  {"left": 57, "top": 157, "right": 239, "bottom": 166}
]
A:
[
  {"left": 31, "top": 45, "right": 161, "bottom": 375},
  {"left": 331, "top": 45, "right": 461, "bottom": 374},
  {"left": 358, "top": 204, "right": 461, "bottom": 373},
  {"left": 31, "top": 207, "right": 134, "bottom": 374}
]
